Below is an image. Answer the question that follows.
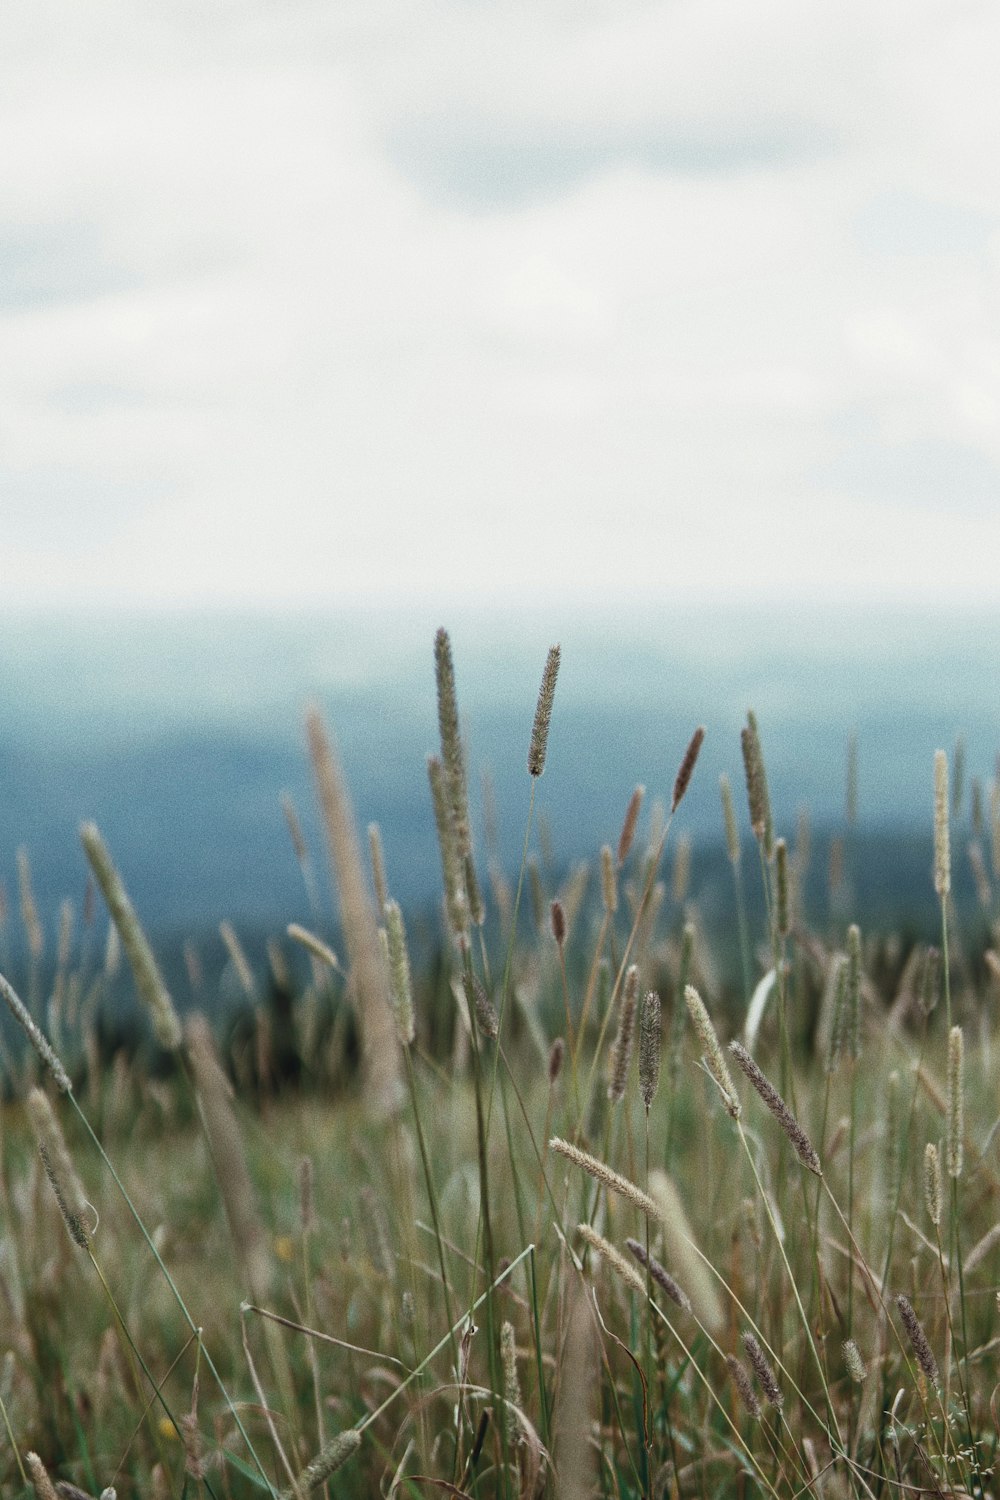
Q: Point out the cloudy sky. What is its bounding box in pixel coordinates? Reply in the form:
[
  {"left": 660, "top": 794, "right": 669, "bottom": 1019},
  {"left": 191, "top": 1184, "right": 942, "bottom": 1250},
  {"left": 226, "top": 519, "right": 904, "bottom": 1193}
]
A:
[{"left": 3, "top": 0, "right": 999, "bottom": 613}]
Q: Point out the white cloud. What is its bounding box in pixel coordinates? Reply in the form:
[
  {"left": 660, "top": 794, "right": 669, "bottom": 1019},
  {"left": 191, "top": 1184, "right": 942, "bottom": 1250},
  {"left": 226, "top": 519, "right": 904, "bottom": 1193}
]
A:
[{"left": 1, "top": 0, "right": 999, "bottom": 610}]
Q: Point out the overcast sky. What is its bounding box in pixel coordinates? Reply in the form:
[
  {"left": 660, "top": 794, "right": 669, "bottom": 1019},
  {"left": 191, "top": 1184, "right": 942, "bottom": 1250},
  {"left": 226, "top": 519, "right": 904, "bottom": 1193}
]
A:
[{"left": 2, "top": 1, "right": 999, "bottom": 613}]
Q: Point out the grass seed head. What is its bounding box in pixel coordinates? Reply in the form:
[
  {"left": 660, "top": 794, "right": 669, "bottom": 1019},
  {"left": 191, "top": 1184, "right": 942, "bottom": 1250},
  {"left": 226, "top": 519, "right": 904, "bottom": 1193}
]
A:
[
  {"left": 27, "top": 1087, "right": 91, "bottom": 1250},
  {"left": 726, "top": 1355, "right": 761, "bottom": 1421},
  {"left": 924, "top": 1142, "right": 942, "bottom": 1226},
  {"left": 617, "top": 785, "right": 645, "bottom": 866},
  {"left": 279, "top": 1430, "right": 362, "bottom": 1498},
  {"left": 741, "top": 1331, "right": 783, "bottom": 1407},
  {"left": 80, "top": 822, "right": 182, "bottom": 1052},
  {"left": 684, "top": 984, "right": 741, "bottom": 1118},
  {"left": 842, "top": 1338, "right": 867, "bottom": 1383},
  {"left": 576, "top": 1223, "right": 647, "bottom": 1295},
  {"left": 896, "top": 1293, "right": 940, "bottom": 1390},
  {"left": 434, "top": 628, "right": 472, "bottom": 860},
  {"left": 384, "top": 899, "right": 416, "bottom": 1046},
  {"left": 528, "top": 645, "right": 561, "bottom": 777},
  {"left": 729, "top": 1041, "right": 821, "bottom": 1175},
  {"left": 934, "top": 749, "right": 951, "bottom": 896},
  {"left": 625, "top": 1237, "right": 690, "bottom": 1310},
  {"left": 638, "top": 989, "right": 662, "bottom": 1109},
  {"left": 0, "top": 972, "right": 71, "bottom": 1093},
  {"left": 550, "top": 1137, "right": 663, "bottom": 1221},
  {"left": 672, "top": 726, "right": 705, "bottom": 813}
]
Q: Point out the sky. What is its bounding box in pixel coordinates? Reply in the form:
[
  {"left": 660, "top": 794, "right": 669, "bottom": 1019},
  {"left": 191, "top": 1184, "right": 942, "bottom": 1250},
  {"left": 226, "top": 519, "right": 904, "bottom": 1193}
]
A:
[{"left": 2, "top": 1, "right": 1000, "bottom": 613}]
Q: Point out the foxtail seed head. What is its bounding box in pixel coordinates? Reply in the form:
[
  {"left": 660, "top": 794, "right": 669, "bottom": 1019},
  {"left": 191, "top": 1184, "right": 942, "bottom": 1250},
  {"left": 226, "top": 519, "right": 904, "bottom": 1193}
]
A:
[
  {"left": 741, "top": 1331, "right": 783, "bottom": 1408},
  {"left": 672, "top": 726, "right": 705, "bottom": 813},
  {"left": 278, "top": 1430, "right": 361, "bottom": 1499},
  {"left": 27, "top": 1087, "right": 91, "bottom": 1250},
  {"left": 896, "top": 1293, "right": 939, "bottom": 1389},
  {"left": 80, "top": 822, "right": 182, "bottom": 1051},
  {"left": 934, "top": 750, "right": 951, "bottom": 897},
  {"left": 467, "top": 973, "right": 499, "bottom": 1040},
  {"left": 528, "top": 645, "right": 561, "bottom": 777},
  {"left": 638, "top": 989, "right": 662, "bottom": 1109},
  {"left": 842, "top": 1338, "right": 867, "bottom": 1383},
  {"left": 729, "top": 1041, "right": 821, "bottom": 1175},
  {"left": 0, "top": 972, "right": 71, "bottom": 1093},
  {"left": 617, "top": 786, "right": 645, "bottom": 866},
  {"left": 625, "top": 1237, "right": 690, "bottom": 1310},
  {"left": 434, "top": 628, "right": 471, "bottom": 861},
  {"left": 924, "top": 1142, "right": 942, "bottom": 1226},
  {"left": 684, "top": 985, "right": 741, "bottom": 1118},
  {"left": 549, "top": 1137, "right": 664, "bottom": 1221},
  {"left": 726, "top": 1356, "right": 761, "bottom": 1421},
  {"left": 742, "top": 713, "right": 773, "bottom": 859},
  {"left": 383, "top": 900, "right": 415, "bottom": 1046},
  {"left": 500, "top": 1320, "right": 522, "bottom": 1411},
  {"left": 576, "top": 1224, "right": 646, "bottom": 1295}
]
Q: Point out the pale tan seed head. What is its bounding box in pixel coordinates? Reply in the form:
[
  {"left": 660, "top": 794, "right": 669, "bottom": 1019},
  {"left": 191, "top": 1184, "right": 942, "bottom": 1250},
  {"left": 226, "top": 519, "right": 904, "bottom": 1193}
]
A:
[
  {"left": 549, "top": 1137, "right": 663, "bottom": 1220},
  {"left": 842, "top": 1338, "right": 867, "bottom": 1383},
  {"left": 576, "top": 1224, "right": 647, "bottom": 1295},
  {"left": 0, "top": 972, "right": 71, "bottom": 1093},
  {"left": 26, "top": 1452, "right": 59, "bottom": 1500},
  {"left": 684, "top": 985, "right": 741, "bottom": 1118},
  {"left": 383, "top": 899, "right": 416, "bottom": 1046},
  {"left": 934, "top": 750, "right": 951, "bottom": 897},
  {"left": 27, "top": 1087, "right": 91, "bottom": 1250},
  {"left": 278, "top": 1430, "right": 362, "bottom": 1499},
  {"left": 924, "top": 1142, "right": 942, "bottom": 1226},
  {"left": 80, "top": 823, "right": 181, "bottom": 1051}
]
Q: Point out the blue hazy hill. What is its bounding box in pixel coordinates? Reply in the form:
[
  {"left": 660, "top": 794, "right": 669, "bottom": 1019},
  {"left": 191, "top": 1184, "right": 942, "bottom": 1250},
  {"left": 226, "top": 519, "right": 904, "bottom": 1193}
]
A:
[{"left": 0, "top": 606, "right": 995, "bottom": 982}]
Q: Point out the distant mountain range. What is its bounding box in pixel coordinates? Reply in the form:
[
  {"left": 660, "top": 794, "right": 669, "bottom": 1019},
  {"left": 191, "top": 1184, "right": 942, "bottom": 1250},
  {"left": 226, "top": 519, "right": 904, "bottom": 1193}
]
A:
[{"left": 0, "top": 606, "right": 995, "bottom": 994}]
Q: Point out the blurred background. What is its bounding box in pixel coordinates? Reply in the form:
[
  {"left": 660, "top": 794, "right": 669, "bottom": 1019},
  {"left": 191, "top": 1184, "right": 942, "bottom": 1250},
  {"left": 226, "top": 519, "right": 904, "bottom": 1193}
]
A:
[{"left": 2, "top": 2, "right": 999, "bottom": 980}]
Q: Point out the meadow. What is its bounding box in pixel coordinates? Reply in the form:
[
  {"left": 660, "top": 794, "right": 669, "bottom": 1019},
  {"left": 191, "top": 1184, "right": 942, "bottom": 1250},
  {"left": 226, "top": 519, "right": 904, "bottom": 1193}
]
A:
[{"left": 1, "top": 627, "right": 998, "bottom": 1500}]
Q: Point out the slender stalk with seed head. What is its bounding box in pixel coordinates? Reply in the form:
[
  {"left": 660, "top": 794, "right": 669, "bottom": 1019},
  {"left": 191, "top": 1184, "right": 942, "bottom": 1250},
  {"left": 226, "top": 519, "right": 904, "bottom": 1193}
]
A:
[
  {"left": 934, "top": 750, "right": 953, "bottom": 1029},
  {"left": 80, "top": 822, "right": 182, "bottom": 1052},
  {"left": 684, "top": 985, "right": 741, "bottom": 1119}
]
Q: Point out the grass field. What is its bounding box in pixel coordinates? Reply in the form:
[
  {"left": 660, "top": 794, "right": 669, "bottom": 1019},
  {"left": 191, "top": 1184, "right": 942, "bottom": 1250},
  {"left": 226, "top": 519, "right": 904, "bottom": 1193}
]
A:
[{"left": 2, "top": 628, "right": 999, "bottom": 1500}]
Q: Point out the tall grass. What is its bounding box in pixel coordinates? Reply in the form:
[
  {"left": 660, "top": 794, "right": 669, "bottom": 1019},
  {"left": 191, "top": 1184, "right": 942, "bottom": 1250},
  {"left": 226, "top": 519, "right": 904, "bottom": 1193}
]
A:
[{"left": 0, "top": 631, "right": 998, "bottom": 1499}]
